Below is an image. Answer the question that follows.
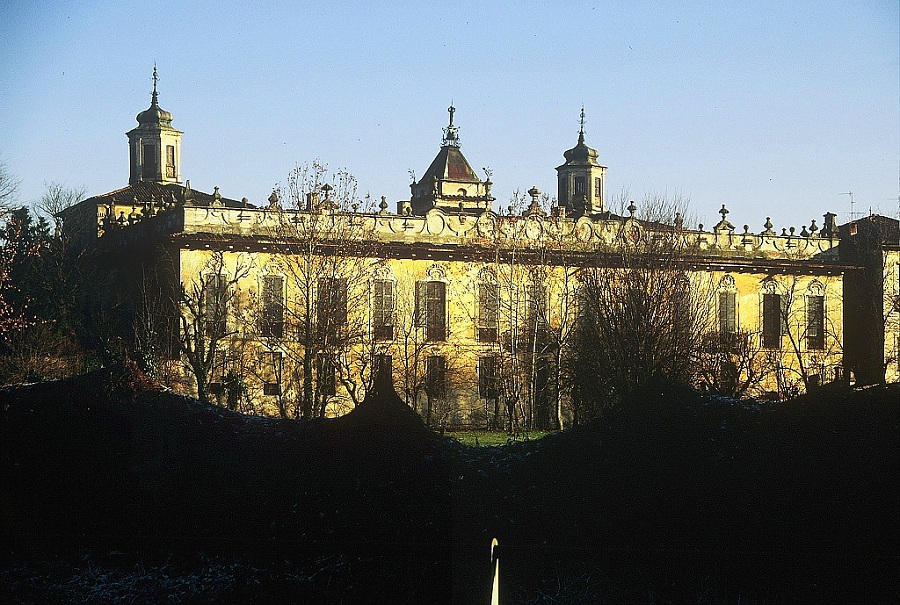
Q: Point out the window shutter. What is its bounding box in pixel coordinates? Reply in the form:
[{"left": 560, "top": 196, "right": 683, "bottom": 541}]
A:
[
  {"left": 807, "top": 295, "right": 825, "bottom": 350},
  {"left": 478, "top": 282, "right": 499, "bottom": 342},
  {"left": 763, "top": 293, "right": 781, "bottom": 348},
  {"left": 719, "top": 291, "right": 736, "bottom": 334},
  {"left": 415, "top": 281, "right": 425, "bottom": 327}
]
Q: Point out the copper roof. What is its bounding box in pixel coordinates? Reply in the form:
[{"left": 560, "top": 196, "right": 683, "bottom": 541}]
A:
[{"left": 419, "top": 145, "right": 482, "bottom": 184}]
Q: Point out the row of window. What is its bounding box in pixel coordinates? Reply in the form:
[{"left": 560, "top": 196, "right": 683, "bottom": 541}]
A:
[
  {"left": 209, "top": 274, "right": 828, "bottom": 350},
  {"left": 223, "top": 351, "right": 504, "bottom": 401},
  {"left": 719, "top": 291, "right": 825, "bottom": 350}
]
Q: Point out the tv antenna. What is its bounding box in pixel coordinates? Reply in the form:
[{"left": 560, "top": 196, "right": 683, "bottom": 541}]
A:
[{"left": 840, "top": 192, "right": 859, "bottom": 220}]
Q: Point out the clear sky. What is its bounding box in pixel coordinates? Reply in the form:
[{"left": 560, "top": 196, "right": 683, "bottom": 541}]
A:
[{"left": 1, "top": 0, "right": 897, "bottom": 231}]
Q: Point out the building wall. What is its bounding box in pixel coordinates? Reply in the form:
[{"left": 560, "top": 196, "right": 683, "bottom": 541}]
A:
[
  {"left": 172, "top": 229, "right": 845, "bottom": 425},
  {"left": 884, "top": 248, "right": 900, "bottom": 383}
]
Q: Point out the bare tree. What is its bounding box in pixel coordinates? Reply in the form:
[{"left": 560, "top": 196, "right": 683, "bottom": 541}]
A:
[
  {"left": 695, "top": 329, "right": 777, "bottom": 398},
  {"left": 250, "top": 161, "right": 377, "bottom": 418},
  {"left": 772, "top": 273, "right": 843, "bottom": 395},
  {"left": 36, "top": 182, "right": 86, "bottom": 227},
  {"left": 178, "top": 250, "right": 253, "bottom": 404},
  {"left": 569, "top": 194, "right": 713, "bottom": 420}
]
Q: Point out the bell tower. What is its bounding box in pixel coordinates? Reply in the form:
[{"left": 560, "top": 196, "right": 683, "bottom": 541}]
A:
[
  {"left": 556, "top": 108, "right": 606, "bottom": 216},
  {"left": 127, "top": 66, "right": 183, "bottom": 185}
]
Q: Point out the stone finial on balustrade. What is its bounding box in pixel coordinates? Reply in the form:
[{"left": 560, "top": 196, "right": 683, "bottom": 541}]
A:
[
  {"left": 714, "top": 204, "right": 734, "bottom": 231},
  {"left": 524, "top": 186, "right": 545, "bottom": 217}
]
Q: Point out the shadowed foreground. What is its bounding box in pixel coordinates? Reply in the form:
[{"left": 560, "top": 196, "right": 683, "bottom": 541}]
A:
[{"left": 1, "top": 366, "right": 897, "bottom": 604}]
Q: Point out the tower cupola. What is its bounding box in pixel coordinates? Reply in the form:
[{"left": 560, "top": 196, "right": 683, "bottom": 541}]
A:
[
  {"left": 409, "top": 105, "right": 494, "bottom": 215},
  {"left": 556, "top": 107, "right": 606, "bottom": 215},
  {"left": 127, "top": 66, "right": 183, "bottom": 185}
]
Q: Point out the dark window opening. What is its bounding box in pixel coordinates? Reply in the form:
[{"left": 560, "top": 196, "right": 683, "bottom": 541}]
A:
[
  {"left": 425, "top": 355, "right": 446, "bottom": 398},
  {"left": 520, "top": 284, "right": 548, "bottom": 351},
  {"left": 260, "top": 275, "right": 284, "bottom": 337},
  {"left": 142, "top": 143, "right": 157, "bottom": 177},
  {"left": 317, "top": 278, "right": 348, "bottom": 341},
  {"left": 416, "top": 280, "right": 447, "bottom": 341},
  {"left": 166, "top": 145, "right": 176, "bottom": 178},
  {"left": 478, "top": 282, "right": 499, "bottom": 342},
  {"left": 719, "top": 291, "right": 737, "bottom": 334},
  {"left": 373, "top": 279, "right": 394, "bottom": 341},
  {"left": 807, "top": 295, "right": 825, "bottom": 350},
  {"left": 478, "top": 355, "right": 499, "bottom": 399},
  {"left": 205, "top": 274, "right": 227, "bottom": 337},
  {"left": 262, "top": 351, "right": 282, "bottom": 396},
  {"left": 762, "top": 293, "right": 783, "bottom": 349},
  {"left": 574, "top": 176, "right": 586, "bottom": 196}
]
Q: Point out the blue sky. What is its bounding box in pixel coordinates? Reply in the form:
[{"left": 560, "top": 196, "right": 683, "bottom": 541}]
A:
[{"left": 1, "top": 0, "right": 897, "bottom": 230}]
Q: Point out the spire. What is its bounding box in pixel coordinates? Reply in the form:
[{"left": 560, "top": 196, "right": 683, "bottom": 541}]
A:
[
  {"left": 151, "top": 63, "right": 159, "bottom": 106},
  {"left": 135, "top": 65, "right": 174, "bottom": 128},
  {"left": 562, "top": 106, "right": 600, "bottom": 165},
  {"left": 442, "top": 104, "right": 460, "bottom": 147},
  {"left": 578, "top": 105, "right": 586, "bottom": 144},
  {"left": 128, "top": 66, "right": 182, "bottom": 184}
]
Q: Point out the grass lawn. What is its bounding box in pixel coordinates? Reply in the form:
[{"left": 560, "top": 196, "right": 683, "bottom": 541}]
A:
[{"left": 446, "top": 429, "right": 556, "bottom": 446}]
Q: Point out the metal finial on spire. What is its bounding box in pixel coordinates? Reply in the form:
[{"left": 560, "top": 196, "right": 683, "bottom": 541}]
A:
[
  {"left": 578, "top": 106, "right": 586, "bottom": 144},
  {"left": 151, "top": 63, "right": 159, "bottom": 105},
  {"left": 442, "top": 104, "right": 460, "bottom": 147}
]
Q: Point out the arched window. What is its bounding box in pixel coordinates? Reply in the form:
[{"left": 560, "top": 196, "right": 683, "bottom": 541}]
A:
[
  {"left": 372, "top": 278, "right": 394, "bottom": 341},
  {"left": 718, "top": 275, "right": 738, "bottom": 335},
  {"left": 761, "top": 280, "right": 786, "bottom": 349},
  {"left": 477, "top": 269, "right": 499, "bottom": 342},
  {"left": 806, "top": 280, "right": 825, "bottom": 350}
]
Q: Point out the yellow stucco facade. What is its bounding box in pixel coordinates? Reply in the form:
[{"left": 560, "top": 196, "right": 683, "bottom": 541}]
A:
[{"left": 59, "top": 85, "right": 899, "bottom": 427}]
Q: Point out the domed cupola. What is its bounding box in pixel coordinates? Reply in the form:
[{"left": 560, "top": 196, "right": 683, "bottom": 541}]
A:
[
  {"left": 556, "top": 107, "right": 607, "bottom": 216},
  {"left": 562, "top": 129, "right": 600, "bottom": 165},
  {"left": 127, "top": 66, "right": 183, "bottom": 185},
  {"left": 135, "top": 87, "right": 175, "bottom": 129}
]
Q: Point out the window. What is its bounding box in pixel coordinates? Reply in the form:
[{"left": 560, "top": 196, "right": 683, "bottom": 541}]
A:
[
  {"left": 262, "top": 351, "right": 282, "bottom": 396},
  {"left": 594, "top": 177, "right": 602, "bottom": 199},
  {"left": 477, "top": 282, "right": 499, "bottom": 342},
  {"left": 317, "top": 278, "right": 348, "bottom": 340},
  {"left": 762, "top": 293, "right": 784, "bottom": 349},
  {"left": 425, "top": 355, "right": 446, "bottom": 398},
  {"left": 416, "top": 281, "right": 447, "bottom": 341},
  {"left": 478, "top": 355, "right": 499, "bottom": 399},
  {"left": 208, "top": 348, "right": 228, "bottom": 396},
  {"left": 521, "top": 284, "right": 548, "bottom": 350},
  {"left": 204, "top": 274, "right": 227, "bottom": 337},
  {"left": 574, "top": 176, "right": 586, "bottom": 196},
  {"left": 526, "top": 285, "right": 546, "bottom": 329},
  {"left": 260, "top": 275, "right": 284, "bottom": 337},
  {"left": 806, "top": 295, "right": 825, "bottom": 350},
  {"left": 372, "top": 279, "right": 394, "bottom": 341},
  {"left": 166, "top": 145, "right": 176, "bottom": 178},
  {"left": 142, "top": 143, "right": 157, "bottom": 176},
  {"left": 719, "top": 291, "right": 737, "bottom": 334},
  {"left": 317, "top": 353, "right": 336, "bottom": 397}
]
